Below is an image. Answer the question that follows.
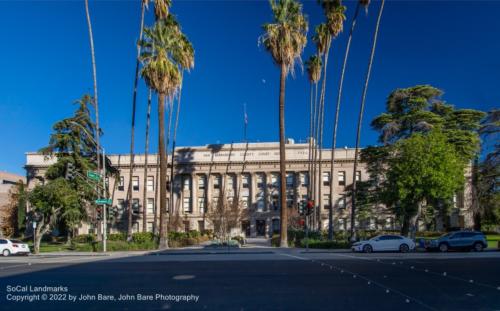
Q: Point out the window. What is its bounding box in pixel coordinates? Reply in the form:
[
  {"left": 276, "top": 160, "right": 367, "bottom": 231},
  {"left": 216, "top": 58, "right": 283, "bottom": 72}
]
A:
[
  {"left": 133, "top": 222, "right": 139, "bottom": 232},
  {"left": 147, "top": 222, "right": 153, "bottom": 232},
  {"left": 242, "top": 174, "right": 250, "bottom": 188},
  {"left": 132, "top": 199, "right": 140, "bottom": 214},
  {"left": 323, "top": 194, "right": 330, "bottom": 209},
  {"left": 257, "top": 197, "right": 265, "bottom": 212},
  {"left": 271, "top": 192, "right": 279, "bottom": 211},
  {"left": 132, "top": 176, "right": 139, "bottom": 191},
  {"left": 323, "top": 172, "right": 330, "bottom": 186},
  {"left": 198, "top": 197, "right": 206, "bottom": 213},
  {"left": 198, "top": 220, "right": 205, "bottom": 232},
  {"left": 147, "top": 176, "right": 154, "bottom": 192},
  {"left": 117, "top": 199, "right": 125, "bottom": 215},
  {"left": 355, "top": 171, "right": 361, "bottom": 182},
  {"left": 286, "top": 173, "right": 294, "bottom": 187},
  {"left": 198, "top": 175, "right": 206, "bottom": 190},
  {"left": 338, "top": 219, "right": 345, "bottom": 231},
  {"left": 213, "top": 175, "right": 221, "bottom": 189},
  {"left": 286, "top": 194, "right": 294, "bottom": 208},
  {"left": 257, "top": 174, "right": 265, "bottom": 188},
  {"left": 338, "top": 171, "right": 346, "bottom": 186},
  {"left": 338, "top": 196, "right": 346, "bottom": 209},
  {"left": 118, "top": 176, "right": 124, "bottom": 191},
  {"left": 183, "top": 197, "right": 191, "bottom": 212},
  {"left": 184, "top": 221, "right": 190, "bottom": 232},
  {"left": 271, "top": 174, "right": 279, "bottom": 188},
  {"left": 227, "top": 175, "right": 235, "bottom": 190},
  {"left": 147, "top": 198, "right": 154, "bottom": 214},
  {"left": 183, "top": 176, "right": 191, "bottom": 191},
  {"left": 242, "top": 196, "right": 249, "bottom": 208},
  {"left": 300, "top": 173, "right": 309, "bottom": 187},
  {"left": 272, "top": 219, "right": 280, "bottom": 234}
]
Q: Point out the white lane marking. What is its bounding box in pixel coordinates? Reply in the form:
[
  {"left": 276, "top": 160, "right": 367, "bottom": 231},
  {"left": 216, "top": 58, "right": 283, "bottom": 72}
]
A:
[{"left": 278, "top": 253, "right": 308, "bottom": 261}]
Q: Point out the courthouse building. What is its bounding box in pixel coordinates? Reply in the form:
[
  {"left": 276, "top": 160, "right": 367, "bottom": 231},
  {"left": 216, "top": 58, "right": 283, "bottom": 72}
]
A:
[{"left": 25, "top": 141, "right": 474, "bottom": 237}]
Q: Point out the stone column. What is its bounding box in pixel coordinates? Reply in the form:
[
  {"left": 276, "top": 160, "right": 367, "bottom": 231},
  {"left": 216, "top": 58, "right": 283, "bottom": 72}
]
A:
[{"left": 191, "top": 173, "right": 197, "bottom": 215}]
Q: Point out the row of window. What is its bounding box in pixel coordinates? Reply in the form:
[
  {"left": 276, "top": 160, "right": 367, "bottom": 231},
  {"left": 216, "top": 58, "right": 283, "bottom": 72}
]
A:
[{"left": 116, "top": 171, "right": 362, "bottom": 193}]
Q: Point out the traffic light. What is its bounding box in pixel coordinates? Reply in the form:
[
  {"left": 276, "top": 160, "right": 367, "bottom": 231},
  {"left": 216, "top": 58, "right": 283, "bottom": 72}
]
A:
[
  {"left": 298, "top": 200, "right": 306, "bottom": 216},
  {"left": 108, "top": 206, "right": 118, "bottom": 221},
  {"left": 96, "top": 206, "right": 102, "bottom": 221},
  {"left": 65, "top": 162, "right": 75, "bottom": 180},
  {"left": 306, "top": 200, "right": 314, "bottom": 216}
]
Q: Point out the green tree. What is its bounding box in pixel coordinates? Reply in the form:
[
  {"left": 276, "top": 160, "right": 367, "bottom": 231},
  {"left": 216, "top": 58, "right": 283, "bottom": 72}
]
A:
[
  {"left": 350, "top": 0, "right": 384, "bottom": 241},
  {"left": 382, "top": 131, "right": 465, "bottom": 237},
  {"left": 477, "top": 109, "right": 500, "bottom": 229},
  {"left": 28, "top": 179, "right": 80, "bottom": 253},
  {"left": 260, "top": 0, "right": 308, "bottom": 247}
]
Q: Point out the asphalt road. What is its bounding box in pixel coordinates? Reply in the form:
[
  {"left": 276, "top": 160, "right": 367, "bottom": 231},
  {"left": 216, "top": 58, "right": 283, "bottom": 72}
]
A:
[{"left": 0, "top": 249, "right": 499, "bottom": 311}]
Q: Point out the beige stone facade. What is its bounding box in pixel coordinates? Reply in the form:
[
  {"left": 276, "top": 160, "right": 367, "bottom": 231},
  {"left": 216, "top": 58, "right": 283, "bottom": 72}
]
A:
[
  {"left": 25, "top": 141, "right": 473, "bottom": 237},
  {"left": 0, "top": 171, "right": 26, "bottom": 236}
]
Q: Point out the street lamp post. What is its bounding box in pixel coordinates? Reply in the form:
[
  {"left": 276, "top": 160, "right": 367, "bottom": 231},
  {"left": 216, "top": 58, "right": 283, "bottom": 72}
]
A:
[{"left": 70, "top": 121, "right": 107, "bottom": 252}]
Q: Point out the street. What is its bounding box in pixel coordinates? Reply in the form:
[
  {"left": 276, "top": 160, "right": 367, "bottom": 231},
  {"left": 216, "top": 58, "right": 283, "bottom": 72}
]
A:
[{"left": 0, "top": 249, "right": 499, "bottom": 310}]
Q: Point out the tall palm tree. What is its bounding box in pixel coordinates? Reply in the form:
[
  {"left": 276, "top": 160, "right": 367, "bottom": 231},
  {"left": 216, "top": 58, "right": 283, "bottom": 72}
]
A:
[
  {"left": 312, "top": 22, "right": 331, "bottom": 231},
  {"left": 140, "top": 19, "right": 183, "bottom": 249},
  {"left": 127, "top": 0, "right": 149, "bottom": 239},
  {"left": 305, "top": 55, "right": 322, "bottom": 207},
  {"left": 169, "top": 35, "right": 195, "bottom": 215},
  {"left": 351, "top": 0, "right": 384, "bottom": 241},
  {"left": 84, "top": 0, "right": 102, "bottom": 238},
  {"left": 327, "top": 0, "right": 367, "bottom": 240},
  {"left": 142, "top": 89, "right": 152, "bottom": 232},
  {"left": 260, "top": 0, "right": 308, "bottom": 247}
]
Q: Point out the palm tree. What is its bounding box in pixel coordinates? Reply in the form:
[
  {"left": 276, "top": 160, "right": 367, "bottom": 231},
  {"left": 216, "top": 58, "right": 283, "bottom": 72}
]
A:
[
  {"left": 326, "top": 0, "right": 367, "bottom": 240},
  {"left": 127, "top": 0, "right": 149, "bottom": 239},
  {"left": 142, "top": 89, "right": 152, "bottom": 232},
  {"left": 351, "top": 0, "right": 384, "bottom": 241},
  {"left": 154, "top": 0, "right": 171, "bottom": 21},
  {"left": 169, "top": 35, "right": 195, "bottom": 215},
  {"left": 317, "top": 0, "right": 346, "bottom": 232},
  {"left": 260, "top": 0, "right": 308, "bottom": 247},
  {"left": 140, "top": 19, "right": 183, "bottom": 249},
  {"left": 305, "top": 55, "right": 322, "bottom": 207}
]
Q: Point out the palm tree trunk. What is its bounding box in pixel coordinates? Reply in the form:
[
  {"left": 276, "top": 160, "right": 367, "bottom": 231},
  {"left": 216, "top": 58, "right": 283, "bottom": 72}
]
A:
[
  {"left": 142, "top": 89, "right": 152, "bottom": 232},
  {"left": 311, "top": 81, "right": 319, "bottom": 229},
  {"left": 84, "top": 0, "right": 101, "bottom": 236},
  {"left": 165, "top": 98, "right": 174, "bottom": 223},
  {"left": 328, "top": 3, "right": 362, "bottom": 241},
  {"left": 153, "top": 132, "right": 160, "bottom": 236},
  {"left": 158, "top": 93, "right": 169, "bottom": 249},
  {"left": 307, "top": 82, "right": 314, "bottom": 201},
  {"left": 351, "top": 0, "right": 385, "bottom": 242},
  {"left": 278, "top": 63, "right": 288, "bottom": 248},
  {"left": 317, "top": 38, "right": 331, "bottom": 232},
  {"left": 169, "top": 73, "right": 183, "bottom": 215},
  {"left": 126, "top": 0, "right": 147, "bottom": 238}
]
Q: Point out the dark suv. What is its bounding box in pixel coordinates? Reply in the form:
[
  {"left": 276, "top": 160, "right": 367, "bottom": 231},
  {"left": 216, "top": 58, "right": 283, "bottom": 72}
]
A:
[{"left": 425, "top": 231, "right": 488, "bottom": 252}]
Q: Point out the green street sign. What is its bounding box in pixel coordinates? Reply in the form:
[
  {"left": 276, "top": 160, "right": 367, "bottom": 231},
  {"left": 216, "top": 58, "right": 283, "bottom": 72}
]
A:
[
  {"left": 87, "top": 170, "right": 101, "bottom": 181},
  {"left": 95, "top": 198, "right": 112, "bottom": 205}
]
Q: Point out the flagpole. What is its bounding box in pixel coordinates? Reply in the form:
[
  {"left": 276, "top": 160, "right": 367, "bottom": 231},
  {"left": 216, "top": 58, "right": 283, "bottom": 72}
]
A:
[{"left": 243, "top": 103, "right": 248, "bottom": 142}]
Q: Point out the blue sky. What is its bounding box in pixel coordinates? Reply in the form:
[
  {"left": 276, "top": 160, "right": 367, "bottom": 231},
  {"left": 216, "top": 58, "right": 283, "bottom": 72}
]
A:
[{"left": 0, "top": 0, "right": 498, "bottom": 175}]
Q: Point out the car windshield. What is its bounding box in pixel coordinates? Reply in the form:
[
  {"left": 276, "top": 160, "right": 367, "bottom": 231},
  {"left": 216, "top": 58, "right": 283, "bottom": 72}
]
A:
[
  {"left": 370, "top": 235, "right": 381, "bottom": 241},
  {"left": 10, "top": 240, "right": 23, "bottom": 243}
]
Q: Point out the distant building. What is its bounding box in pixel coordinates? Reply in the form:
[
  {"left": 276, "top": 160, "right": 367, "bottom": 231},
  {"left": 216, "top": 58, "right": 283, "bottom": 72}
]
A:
[
  {"left": 0, "top": 171, "right": 26, "bottom": 236},
  {"left": 25, "top": 141, "right": 474, "bottom": 237}
]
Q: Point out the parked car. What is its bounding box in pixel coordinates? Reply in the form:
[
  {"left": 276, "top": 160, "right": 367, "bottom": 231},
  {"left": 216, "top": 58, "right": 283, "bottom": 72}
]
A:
[
  {"left": 351, "top": 235, "right": 416, "bottom": 253},
  {"left": 0, "top": 238, "right": 31, "bottom": 256},
  {"left": 425, "top": 231, "right": 487, "bottom": 252}
]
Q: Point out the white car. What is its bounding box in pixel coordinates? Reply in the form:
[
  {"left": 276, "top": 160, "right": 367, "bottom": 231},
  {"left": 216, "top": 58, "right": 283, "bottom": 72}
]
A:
[
  {"left": 0, "top": 238, "right": 31, "bottom": 256},
  {"left": 351, "top": 235, "right": 415, "bottom": 253}
]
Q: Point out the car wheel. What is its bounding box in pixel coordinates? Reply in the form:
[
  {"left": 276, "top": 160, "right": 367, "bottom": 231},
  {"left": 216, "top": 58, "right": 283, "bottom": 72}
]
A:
[
  {"left": 363, "top": 245, "right": 373, "bottom": 253},
  {"left": 399, "top": 244, "right": 409, "bottom": 253},
  {"left": 473, "top": 242, "right": 484, "bottom": 252},
  {"left": 439, "top": 243, "right": 449, "bottom": 252},
  {"left": 2, "top": 249, "right": 10, "bottom": 257}
]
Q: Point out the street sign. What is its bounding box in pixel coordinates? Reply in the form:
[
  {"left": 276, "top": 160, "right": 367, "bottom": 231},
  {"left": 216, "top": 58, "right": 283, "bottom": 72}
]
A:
[
  {"left": 87, "top": 170, "right": 102, "bottom": 181},
  {"left": 95, "top": 198, "right": 112, "bottom": 205},
  {"left": 32, "top": 221, "right": 37, "bottom": 229}
]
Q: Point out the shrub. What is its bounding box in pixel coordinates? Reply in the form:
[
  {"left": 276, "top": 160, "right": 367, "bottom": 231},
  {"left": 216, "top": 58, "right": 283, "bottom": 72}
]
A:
[
  {"left": 187, "top": 230, "right": 201, "bottom": 239},
  {"left": 232, "top": 236, "right": 245, "bottom": 245},
  {"left": 108, "top": 232, "right": 127, "bottom": 241},
  {"left": 132, "top": 232, "right": 155, "bottom": 244},
  {"left": 300, "top": 239, "right": 350, "bottom": 249},
  {"left": 73, "top": 234, "right": 96, "bottom": 243}
]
